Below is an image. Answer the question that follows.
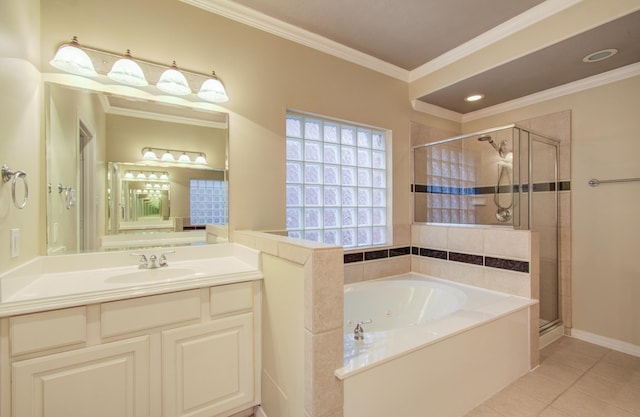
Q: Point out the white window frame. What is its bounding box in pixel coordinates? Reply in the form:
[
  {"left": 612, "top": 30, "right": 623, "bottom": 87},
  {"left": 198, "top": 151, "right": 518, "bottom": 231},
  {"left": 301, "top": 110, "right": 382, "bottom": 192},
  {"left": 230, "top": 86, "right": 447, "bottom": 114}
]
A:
[{"left": 285, "top": 110, "right": 392, "bottom": 248}]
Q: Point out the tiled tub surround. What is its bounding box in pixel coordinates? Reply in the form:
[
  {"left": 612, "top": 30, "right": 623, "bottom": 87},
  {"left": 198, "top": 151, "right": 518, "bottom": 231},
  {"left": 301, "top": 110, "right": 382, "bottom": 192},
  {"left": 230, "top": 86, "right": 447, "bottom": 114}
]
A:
[
  {"left": 339, "top": 273, "right": 533, "bottom": 417},
  {"left": 234, "top": 231, "right": 344, "bottom": 417}
]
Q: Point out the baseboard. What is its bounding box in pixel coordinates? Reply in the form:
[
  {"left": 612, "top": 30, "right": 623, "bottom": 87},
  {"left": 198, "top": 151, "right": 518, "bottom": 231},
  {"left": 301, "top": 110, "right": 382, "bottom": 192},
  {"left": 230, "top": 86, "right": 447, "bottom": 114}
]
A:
[
  {"left": 255, "top": 406, "right": 268, "bottom": 417},
  {"left": 540, "top": 325, "right": 564, "bottom": 349},
  {"left": 571, "top": 328, "right": 640, "bottom": 357}
]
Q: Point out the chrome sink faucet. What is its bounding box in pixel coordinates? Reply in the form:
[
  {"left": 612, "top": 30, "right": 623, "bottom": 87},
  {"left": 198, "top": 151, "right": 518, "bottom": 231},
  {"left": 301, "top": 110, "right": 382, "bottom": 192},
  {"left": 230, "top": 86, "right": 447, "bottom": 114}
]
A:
[{"left": 132, "top": 251, "right": 175, "bottom": 269}]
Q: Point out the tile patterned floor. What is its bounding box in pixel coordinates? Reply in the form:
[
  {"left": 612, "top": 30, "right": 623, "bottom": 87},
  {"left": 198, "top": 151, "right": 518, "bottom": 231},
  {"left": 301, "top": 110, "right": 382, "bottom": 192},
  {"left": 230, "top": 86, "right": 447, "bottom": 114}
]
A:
[{"left": 464, "top": 336, "right": 640, "bottom": 417}]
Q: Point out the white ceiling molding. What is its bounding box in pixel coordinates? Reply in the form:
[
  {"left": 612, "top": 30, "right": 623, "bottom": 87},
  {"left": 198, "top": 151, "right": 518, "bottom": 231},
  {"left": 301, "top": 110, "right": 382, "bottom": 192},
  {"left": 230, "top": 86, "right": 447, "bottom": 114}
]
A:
[
  {"left": 461, "top": 62, "right": 640, "bottom": 123},
  {"left": 408, "top": 0, "right": 583, "bottom": 82},
  {"left": 181, "top": 0, "right": 410, "bottom": 81}
]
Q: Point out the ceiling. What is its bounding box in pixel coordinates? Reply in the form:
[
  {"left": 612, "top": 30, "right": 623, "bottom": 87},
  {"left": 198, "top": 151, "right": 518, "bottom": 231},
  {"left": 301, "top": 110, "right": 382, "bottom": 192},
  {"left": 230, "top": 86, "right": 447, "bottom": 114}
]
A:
[{"left": 188, "top": 0, "right": 640, "bottom": 117}]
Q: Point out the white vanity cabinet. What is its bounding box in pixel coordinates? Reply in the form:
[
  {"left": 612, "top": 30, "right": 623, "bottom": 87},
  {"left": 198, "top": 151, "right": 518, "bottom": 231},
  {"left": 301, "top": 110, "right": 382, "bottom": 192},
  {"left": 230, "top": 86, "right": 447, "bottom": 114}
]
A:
[{"left": 1, "top": 280, "right": 261, "bottom": 417}]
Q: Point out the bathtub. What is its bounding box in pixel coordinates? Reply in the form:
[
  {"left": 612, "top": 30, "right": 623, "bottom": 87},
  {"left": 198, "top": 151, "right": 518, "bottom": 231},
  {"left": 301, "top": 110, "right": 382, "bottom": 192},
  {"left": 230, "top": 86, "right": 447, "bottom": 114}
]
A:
[{"left": 336, "top": 273, "right": 535, "bottom": 417}]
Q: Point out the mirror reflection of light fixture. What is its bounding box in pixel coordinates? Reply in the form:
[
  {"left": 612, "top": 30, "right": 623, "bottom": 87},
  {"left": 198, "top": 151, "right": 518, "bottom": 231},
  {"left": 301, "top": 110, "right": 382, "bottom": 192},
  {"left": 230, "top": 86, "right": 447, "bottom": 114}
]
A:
[
  {"left": 178, "top": 152, "right": 191, "bottom": 163},
  {"left": 141, "top": 147, "right": 208, "bottom": 166},
  {"left": 157, "top": 61, "right": 191, "bottom": 96},
  {"left": 160, "top": 172, "right": 169, "bottom": 180},
  {"left": 136, "top": 172, "right": 147, "bottom": 179},
  {"left": 148, "top": 172, "right": 158, "bottom": 180},
  {"left": 197, "top": 71, "right": 229, "bottom": 103},
  {"left": 50, "top": 36, "right": 229, "bottom": 103},
  {"left": 107, "top": 50, "right": 148, "bottom": 87},
  {"left": 49, "top": 37, "right": 97, "bottom": 77},
  {"left": 124, "top": 171, "right": 134, "bottom": 179}
]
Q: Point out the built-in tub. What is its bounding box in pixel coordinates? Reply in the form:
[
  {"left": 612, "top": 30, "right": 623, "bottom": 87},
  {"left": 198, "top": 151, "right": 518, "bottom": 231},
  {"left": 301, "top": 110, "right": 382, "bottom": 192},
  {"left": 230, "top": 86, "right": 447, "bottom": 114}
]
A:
[{"left": 337, "top": 273, "right": 535, "bottom": 417}]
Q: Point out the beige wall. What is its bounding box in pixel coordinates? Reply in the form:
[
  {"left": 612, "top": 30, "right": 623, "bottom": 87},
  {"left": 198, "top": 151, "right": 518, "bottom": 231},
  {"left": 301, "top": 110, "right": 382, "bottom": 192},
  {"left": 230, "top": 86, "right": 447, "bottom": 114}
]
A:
[
  {"left": 462, "top": 76, "right": 640, "bottom": 347},
  {"left": 0, "top": 0, "right": 42, "bottom": 272}
]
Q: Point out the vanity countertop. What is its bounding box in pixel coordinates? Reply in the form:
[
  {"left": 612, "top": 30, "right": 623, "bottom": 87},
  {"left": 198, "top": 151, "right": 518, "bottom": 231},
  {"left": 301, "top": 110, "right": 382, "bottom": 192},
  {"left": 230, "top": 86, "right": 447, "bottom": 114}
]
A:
[{"left": 0, "top": 243, "right": 262, "bottom": 317}]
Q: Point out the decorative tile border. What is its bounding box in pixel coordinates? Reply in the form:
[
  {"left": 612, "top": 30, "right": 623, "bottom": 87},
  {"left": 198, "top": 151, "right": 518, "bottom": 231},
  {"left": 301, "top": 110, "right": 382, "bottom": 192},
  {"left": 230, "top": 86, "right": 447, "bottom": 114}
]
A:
[
  {"left": 412, "top": 180, "right": 571, "bottom": 195},
  {"left": 345, "top": 245, "right": 530, "bottom": 273}
]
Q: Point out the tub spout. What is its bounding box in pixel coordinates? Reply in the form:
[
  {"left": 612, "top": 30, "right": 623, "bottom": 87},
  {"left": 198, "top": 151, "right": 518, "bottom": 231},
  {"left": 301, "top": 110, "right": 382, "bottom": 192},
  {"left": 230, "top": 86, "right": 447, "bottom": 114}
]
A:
[{"left": 354, "top": 319, "right": 372, "bottom": 340}]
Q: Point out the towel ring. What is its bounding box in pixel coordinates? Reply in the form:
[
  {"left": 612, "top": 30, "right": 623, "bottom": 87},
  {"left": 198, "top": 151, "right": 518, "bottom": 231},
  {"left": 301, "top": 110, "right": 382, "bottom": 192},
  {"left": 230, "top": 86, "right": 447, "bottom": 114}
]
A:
[{"left": 2, "top": 164, "right": 29, "bottom": 209}]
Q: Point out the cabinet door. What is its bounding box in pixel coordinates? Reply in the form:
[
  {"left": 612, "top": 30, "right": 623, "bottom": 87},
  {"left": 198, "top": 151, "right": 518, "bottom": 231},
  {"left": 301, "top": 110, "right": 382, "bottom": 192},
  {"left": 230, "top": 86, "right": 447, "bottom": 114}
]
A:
[
  {"left": 162, "top": 313, "right": 254, "bottom": 417},
  {"left": 12, "top": 337, "right": 150, "bottom": 417}
]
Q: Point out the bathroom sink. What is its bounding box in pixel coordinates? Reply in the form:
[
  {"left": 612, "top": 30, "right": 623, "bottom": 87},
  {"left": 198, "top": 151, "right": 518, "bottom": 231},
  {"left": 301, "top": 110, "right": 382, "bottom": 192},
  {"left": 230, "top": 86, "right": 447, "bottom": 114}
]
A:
[{"left": 105, "top": 267, "right": 200, "bottom": 284}]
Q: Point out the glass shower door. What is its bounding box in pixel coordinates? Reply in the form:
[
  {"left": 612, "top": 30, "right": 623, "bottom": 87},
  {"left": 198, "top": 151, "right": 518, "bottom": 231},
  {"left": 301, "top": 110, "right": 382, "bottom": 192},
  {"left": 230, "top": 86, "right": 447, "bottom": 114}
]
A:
[{"left": 530, "top": 136, "right": 560, "bottom": 331}]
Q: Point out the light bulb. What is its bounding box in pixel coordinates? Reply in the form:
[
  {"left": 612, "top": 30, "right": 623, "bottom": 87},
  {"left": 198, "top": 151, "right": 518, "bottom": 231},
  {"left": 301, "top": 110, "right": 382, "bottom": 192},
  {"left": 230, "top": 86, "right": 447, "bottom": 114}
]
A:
[{"left": 194, "top": 153, "right": 207, "bottom": 164}]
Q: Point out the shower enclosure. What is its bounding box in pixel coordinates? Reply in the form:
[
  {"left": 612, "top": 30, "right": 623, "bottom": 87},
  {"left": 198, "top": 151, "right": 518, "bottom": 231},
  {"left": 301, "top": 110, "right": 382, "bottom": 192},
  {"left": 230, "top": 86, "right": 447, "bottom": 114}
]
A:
[{"left": 413, "top": 124, "right": 561, "bottom": 332}]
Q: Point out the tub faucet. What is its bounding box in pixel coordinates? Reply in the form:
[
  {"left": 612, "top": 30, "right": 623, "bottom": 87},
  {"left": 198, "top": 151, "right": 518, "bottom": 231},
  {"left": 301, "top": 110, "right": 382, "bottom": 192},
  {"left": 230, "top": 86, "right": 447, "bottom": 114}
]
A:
[{"left": 354, "top": 320, "right": 372, "bottom": 340}]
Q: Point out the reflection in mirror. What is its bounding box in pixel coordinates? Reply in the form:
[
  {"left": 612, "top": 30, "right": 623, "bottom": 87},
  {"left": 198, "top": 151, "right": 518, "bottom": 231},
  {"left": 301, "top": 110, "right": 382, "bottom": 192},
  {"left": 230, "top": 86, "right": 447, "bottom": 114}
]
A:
[{"left": 45, "top": 82, "right": 229, "bottom": 254}]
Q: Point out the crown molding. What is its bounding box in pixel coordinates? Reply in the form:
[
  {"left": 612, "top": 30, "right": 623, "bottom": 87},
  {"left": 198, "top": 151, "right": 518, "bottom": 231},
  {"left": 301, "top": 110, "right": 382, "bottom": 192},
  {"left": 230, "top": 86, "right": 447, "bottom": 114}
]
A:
[
  {"left": 411, "top": 100, "right": 462, "bottom": 123},
  {"left": 181, "top": 0, "right": 410, "bottom": 81},
  {"left": 408, "top": 0, "right": 583, "bottom": 82}
]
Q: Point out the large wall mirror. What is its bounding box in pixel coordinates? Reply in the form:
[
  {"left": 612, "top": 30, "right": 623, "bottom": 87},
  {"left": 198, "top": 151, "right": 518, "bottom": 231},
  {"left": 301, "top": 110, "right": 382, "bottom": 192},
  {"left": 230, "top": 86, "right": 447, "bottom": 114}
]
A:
[{"left": 45, "top": 82, "right": 229, "bottom": 254}]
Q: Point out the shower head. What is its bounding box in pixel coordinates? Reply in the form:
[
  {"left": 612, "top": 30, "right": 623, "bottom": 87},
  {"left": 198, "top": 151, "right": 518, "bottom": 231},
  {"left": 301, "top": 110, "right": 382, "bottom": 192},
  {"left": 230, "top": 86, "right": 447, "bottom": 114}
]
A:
[{"left": 478, "top": 135, "right": 509, "bottom": 158}]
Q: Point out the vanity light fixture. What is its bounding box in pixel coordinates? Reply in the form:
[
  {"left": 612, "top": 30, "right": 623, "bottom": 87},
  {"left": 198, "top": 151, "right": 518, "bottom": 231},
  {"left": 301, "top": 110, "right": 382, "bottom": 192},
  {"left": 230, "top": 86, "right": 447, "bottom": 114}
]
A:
[
  {"left": 49, "top": 36, "right": 97, "bottom": 77},
  {"left": 107, "top": 50, "right": 148, "bottom": 87},
  {"left": 147, "top": 172, "right": 158, "bottom": 180},
  {"left": 124, "top": 171, "right": 134, "bottom": 179},
  {"left": 136, "top": 172, "right": 147, "bottom": 179},
  {"left": 160, "top": 172, "right": 169, "bottom": 180},
  {"left": 50, "top": 36, "right": 229, "bottom": 102},
  {"left": 141, "top": 147, "right": 208, "bottom": 166}
]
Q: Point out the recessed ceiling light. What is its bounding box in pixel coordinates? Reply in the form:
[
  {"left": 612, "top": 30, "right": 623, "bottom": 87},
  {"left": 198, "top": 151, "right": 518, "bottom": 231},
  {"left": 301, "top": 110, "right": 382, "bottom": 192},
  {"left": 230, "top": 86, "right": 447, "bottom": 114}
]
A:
[
  {"left": 582, "top": 48, "right": 618, "bottom": 63},
  {"left": 465, "top": 94, "right": 484, "bottom": 102}
]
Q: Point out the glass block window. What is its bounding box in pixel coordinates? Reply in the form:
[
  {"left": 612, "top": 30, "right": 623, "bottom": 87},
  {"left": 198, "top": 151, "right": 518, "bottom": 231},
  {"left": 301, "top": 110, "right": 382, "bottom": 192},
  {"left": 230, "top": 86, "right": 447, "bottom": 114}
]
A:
[
  {"left": 190, "top": 179, "right": 228, "bottom": 225},
  {"left": 286, "top": 112, "right": 389, "bottom": 248}
]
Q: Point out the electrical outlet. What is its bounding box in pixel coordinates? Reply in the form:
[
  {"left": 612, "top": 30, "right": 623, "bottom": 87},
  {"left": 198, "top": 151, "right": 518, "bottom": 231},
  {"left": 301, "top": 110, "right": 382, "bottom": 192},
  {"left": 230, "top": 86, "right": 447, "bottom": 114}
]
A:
[{"left": 10, "top": 228, "right": 19, "bottom": 258}]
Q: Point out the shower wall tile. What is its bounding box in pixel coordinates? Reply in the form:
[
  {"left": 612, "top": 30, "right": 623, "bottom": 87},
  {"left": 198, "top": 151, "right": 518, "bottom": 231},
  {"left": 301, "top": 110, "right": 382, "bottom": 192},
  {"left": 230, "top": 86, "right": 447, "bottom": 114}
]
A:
[
  {"left": 483, "top": 268, "right": 531, "bottom": 297},
  {"left": 306, "top": 249, "right": 344, "bottom": 334},
  {"left": 304, "top": 328, "right": 343, "bottom": 417},
  {"left": 412, "top": 224, "right": 447, "bottom": 249},
  {"left": 343, "top": 262, "right": 363, "bottom": 284},
  {"left": 483, "top": 229, "right": 531, "bottom": 260},
  {"left": 448, "top": 227, "right": 484, "bottom": 254},
  {"left": 393, "top": 224, "right": 411, "bottom": 246}
]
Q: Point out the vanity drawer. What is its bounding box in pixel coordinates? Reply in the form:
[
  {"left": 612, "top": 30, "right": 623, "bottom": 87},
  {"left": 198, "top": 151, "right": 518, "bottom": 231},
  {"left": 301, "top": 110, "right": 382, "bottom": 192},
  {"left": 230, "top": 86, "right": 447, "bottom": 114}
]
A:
[
  {"left": 10, "top": 307, "right": 87, "bottom": 356},
  {"left": 101, "top": 290, "right": 201, "bottom": 338},
  {"left": 210, "top": 282, "right": 254, "bottom": 317}
]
